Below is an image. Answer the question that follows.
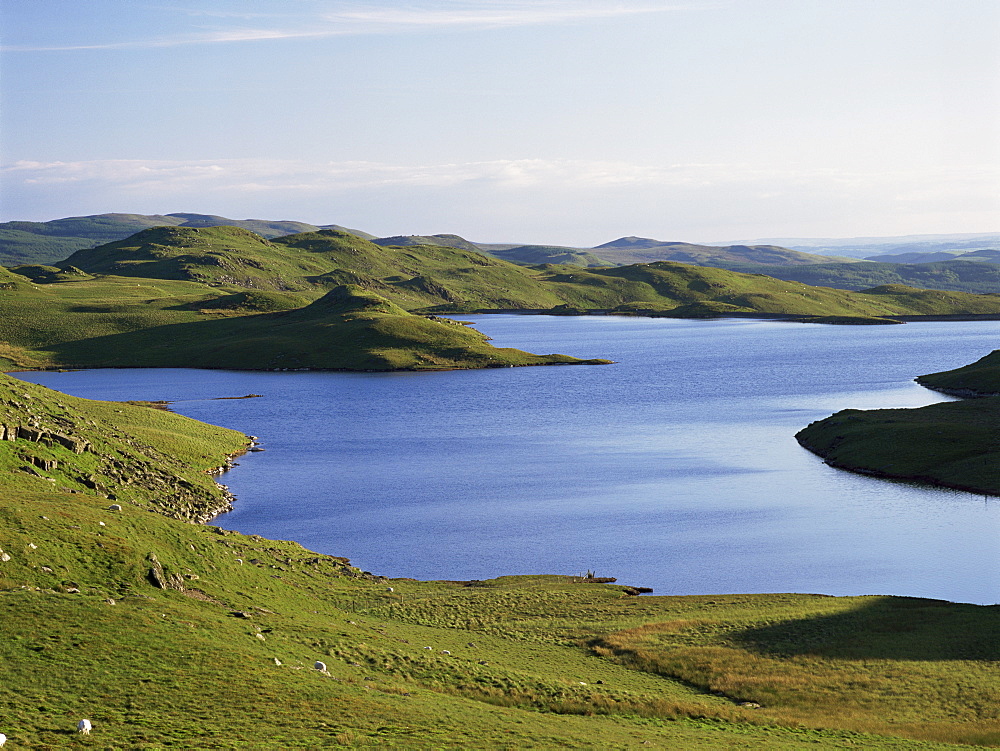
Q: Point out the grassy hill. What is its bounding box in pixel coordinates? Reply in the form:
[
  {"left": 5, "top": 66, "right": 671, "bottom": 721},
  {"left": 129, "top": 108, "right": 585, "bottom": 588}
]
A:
[
  {"left": 916, "top": 350, "right": 1000, "bottom": 396},
  {"left": 727, "top": 259, "right": 1000, "bottom": 294},
  {"left": 0, "top": 271, "right": 599, "bottom": 372},
  {"left": 1, "top": 372, "right": 998, "bottom": 748},
  {"left": 589, "top": 238, "right": 859, "bottom": 267},
  {"left": 796, "top": 396, "right": 1000, "bottom": 496},
  {"left": 754, "top": 232, "right": 1000, "bottom": 260},
  {"left": 797, "top": 345, "right": 1000, "bottom": 496},
  {"left": 59, "top": 227, "right": 1000, "bottom": 319},
  {"left": 0, "top": 213, "right": 349, "bottom": 266},
  {"left": 8, "top": 225, "right": 1000, "bottom": 371},
  {"left": 479, "top": 244, "right": 610, "bottom": 267}
]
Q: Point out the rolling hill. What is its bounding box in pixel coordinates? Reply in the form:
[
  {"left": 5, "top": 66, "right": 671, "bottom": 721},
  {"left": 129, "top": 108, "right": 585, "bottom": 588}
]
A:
[
  {"left": 722, "top": 259, "right": 1000, "bottom": 294},
  {"left": 6, "top": 225, "right": 1000, "bottom": 371},
  {"left": 916, "top": 350, "right": 1000, "bottom": 396},
  {"left": 749, "top": 232, "right": 1000, "bottom": 260},
  {"left": 0, "top": 229, "right": 609, "bottom": 371},
  {"left": 0, "top": 212, "right": 373, "bottom": 266},
  {"left": 797, "top": 367, "right": 1000, "bottom": 496},
  {"left": 589, "top": 237, "right": 859, "bottom": 267}
]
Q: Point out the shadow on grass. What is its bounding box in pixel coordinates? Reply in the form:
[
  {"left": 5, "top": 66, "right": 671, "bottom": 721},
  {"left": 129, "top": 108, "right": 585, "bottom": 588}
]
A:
[{"left": 730, "top": 596, "right": 1000, "bottom": 662}]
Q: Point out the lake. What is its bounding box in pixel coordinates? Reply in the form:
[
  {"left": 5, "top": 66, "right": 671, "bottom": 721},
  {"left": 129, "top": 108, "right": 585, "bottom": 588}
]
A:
[{"left": 14, "top": 315, "right": 1000, "bottom": 604}]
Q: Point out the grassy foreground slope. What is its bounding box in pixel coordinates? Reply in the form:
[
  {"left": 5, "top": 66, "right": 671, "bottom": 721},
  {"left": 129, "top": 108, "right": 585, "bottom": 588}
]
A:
[{"left": 1, "top": 374, "right": 997, "bottom": 749}]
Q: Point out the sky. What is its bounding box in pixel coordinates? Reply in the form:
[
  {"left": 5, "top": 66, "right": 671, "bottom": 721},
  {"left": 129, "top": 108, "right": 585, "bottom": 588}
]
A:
[{"left": 1, "top": 0, "right": 998, "bottom": 245}]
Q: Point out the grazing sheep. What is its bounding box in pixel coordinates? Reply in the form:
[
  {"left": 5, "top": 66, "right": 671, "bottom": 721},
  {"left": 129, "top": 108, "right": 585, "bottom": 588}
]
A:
[
  {"left": 0, "top": 732, "right": 6, "bottom": 746},
  {"left": 441, "top": 650, "right": 451, "bottom": 655},
  {"left": 386, "top": 586, "right": 394, "bottom": 592},
  {"left": 313, "top": 661, "right": 327, "bottom": 671},
  {"left": 78, "top": 719, "right": 92, "bottom": 734},
  {"left": 109, "top": 504, "right": 122, "bottom": 511}
]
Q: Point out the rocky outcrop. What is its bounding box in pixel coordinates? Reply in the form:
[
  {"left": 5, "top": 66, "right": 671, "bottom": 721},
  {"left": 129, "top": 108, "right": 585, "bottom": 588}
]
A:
[
  {"left": 146, "top": 553, "right": 186, "bottom": 590},
  {"left": 0, "top": 424, "right": 90, "bottom": 453}
]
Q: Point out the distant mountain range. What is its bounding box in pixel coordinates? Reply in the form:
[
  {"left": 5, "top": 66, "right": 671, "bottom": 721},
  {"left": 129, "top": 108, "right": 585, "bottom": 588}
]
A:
[
  {"left": 743, "top": 232, "right": 1000, "bottom": 259},
  {"left": 0, "top": 213, "right": 856, "bottom": 269},
  {"left": 3, "top": 213, "right": 1000, "bottom": 294}
]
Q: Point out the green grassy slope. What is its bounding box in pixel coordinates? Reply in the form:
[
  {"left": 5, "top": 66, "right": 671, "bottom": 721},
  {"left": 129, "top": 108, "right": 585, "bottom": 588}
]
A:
[
  {"left": 797, "top": 345, "right": 1000, "bottom": 496},
  {"left": 9, "top": 225, "right": 1000, "bottom": 372},
  {"left": 0, "top": 374, "right": 993, "bottom": 748},
  {"left": 53, "top": 227, "right": 1000, "bottom": 318},
  {"left": 45, "top": 285, "right": 602, "bottom": 371},
  {"left": 588, "top": 241, "right": 859, "bottom": 267},
  {"left": 0, "top": 213, "right": 327, "bottom": 266},
  {"left": 0, "top": 275, "right": 598, "bottom": 371},
  {"left": 0, "top": 374, "right": 246, "bottom": 521},
  {"left": 487, "top": 245, "right": 610, "bottom": 267},
  {"left": 917, "top": 350, "right": 1000, "bottom": 396},
  {"left": 796, "top": 397, "right": 1000, "bottom": 495},
  {"left": 371, "top": 233, "right": 482, "bottom": 251},
  {"left": 569, "top": 264, "right": 1000, "bottom": 318},
  {"left": 729, "top": 260, "right": 1000, "bottom": 294}
]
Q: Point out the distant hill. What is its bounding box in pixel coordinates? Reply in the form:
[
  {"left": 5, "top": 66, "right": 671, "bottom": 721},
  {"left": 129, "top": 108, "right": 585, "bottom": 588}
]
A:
[
  {"left": 866, "top": 248, "right": 1000, "bottom": 264},
  {"left": 865, "top": 251, "right": 966, "bottom": 264},
  {"left": 485, "top": 245, "right": 609, "bottom": 267},
  {"left": 377, "top": 233, "right": 851, "bottom": 269},
  {"left": 0, "top": 212, "right": 373, "bottom": 266},
  {"left": 10, "top": 225, "right": 1000, "bottom": 372},
  {"left": 746, "top": 232, "right": 1000, "bottom": 260},
  {"left": 586, "top": 240, "right": 857, "bottom": 267},
  {"left": 371, "top": 234, "right": 481, "bottom": 251},
  {"left": 594, "top": 236, "right": 666, "bottom": 250},
  {"left": 724, "top": 259, "right": 1000, "bottom": 294}
]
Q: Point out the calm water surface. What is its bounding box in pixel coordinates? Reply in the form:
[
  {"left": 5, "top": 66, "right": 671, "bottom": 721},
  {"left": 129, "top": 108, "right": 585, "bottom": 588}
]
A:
[{"left": 15, "top": 316, "right": 1000, "bottom": 604}]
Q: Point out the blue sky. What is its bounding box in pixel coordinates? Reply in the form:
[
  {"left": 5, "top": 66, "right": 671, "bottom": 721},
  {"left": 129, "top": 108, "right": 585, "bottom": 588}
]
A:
[{"left": 2, "top": 0, "right": 998, "bottom": 244}]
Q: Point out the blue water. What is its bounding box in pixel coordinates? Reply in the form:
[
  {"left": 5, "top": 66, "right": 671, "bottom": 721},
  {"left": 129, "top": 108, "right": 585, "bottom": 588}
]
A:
[{"left": 14, "top": 316, "right": 1000, "bottom": 604}]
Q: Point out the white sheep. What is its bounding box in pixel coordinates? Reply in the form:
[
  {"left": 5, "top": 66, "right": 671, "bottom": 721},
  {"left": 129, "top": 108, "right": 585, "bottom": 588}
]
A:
[
  {"left": 313, "top": 661, "right": 327, "bottom": 671},
  {"left": 78, "top": 719, "right": 92, "bottom": 734},
  {"left": 0, "top": 731, "right": 7, "bottom": 746},
  {"left": 109, "top": 504, "right": 122, "bottom": 511}
]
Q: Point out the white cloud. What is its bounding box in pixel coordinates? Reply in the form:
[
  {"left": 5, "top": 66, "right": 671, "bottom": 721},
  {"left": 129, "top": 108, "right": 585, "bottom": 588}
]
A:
[
  {"left": 4, "top": 157, "right": 997, "bottom": 241},
  {"left": 6, "top": 156, "right": 997, "bottom": 202},
  {"left": 321, "top": 1, "right": 720, "bottom": 32},
  {"left": 4, "top": 1, "right": 723, "bottom": 51}
]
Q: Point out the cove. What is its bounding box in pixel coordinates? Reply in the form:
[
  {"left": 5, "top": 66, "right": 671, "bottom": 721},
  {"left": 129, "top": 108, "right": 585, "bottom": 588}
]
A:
[{"left": 14, "top": 315, "right": 1000, "bottom": 605}]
